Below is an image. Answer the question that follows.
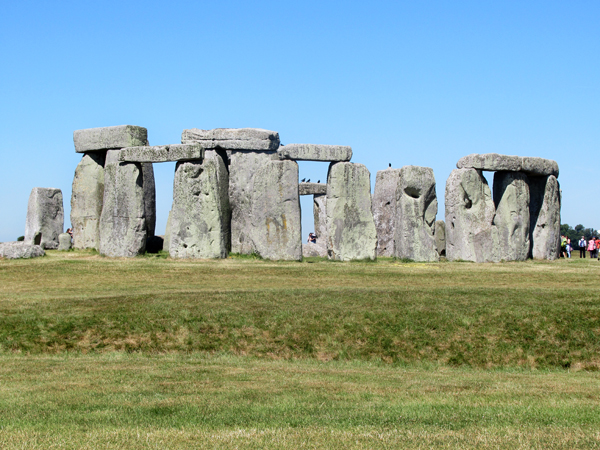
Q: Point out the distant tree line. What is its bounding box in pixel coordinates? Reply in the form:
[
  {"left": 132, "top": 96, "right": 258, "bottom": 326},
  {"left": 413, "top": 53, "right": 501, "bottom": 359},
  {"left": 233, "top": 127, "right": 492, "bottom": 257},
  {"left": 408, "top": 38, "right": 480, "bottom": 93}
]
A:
[{"left": 561, "top": 224, "right": 599, "bottom": 248}]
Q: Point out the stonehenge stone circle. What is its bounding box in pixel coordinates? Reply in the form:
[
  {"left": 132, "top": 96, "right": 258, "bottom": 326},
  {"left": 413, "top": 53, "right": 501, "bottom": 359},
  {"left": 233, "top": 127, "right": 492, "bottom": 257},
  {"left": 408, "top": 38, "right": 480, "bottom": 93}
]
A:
[
  {"left": 169, "top": 151, "right": 230, "bottom": 259},
  {"left": 277, "top": 144, "right": 352, "bottom": 162},
  {"left": 119, "top": 144, "right": 204, "bottom": 163},
  {"left": 25, "top": 188, "right": 64, "bottom": 250},
  {"left": 99, "top": 150, "right": 147, "bottom": 257},
  {"left": 529, "top": 175, "right": 561, "bottom": 260},
  {"left": 142, "top": 163, "right": 156, "bottom": 238},
  {"left": 74, "top": 125, "right": 148, "bottom": 153},
  {"left": 250, "top": 160, "right": 302, "bottom": 260},
  {"left": 435, "top": 220, "right": 446, "bottom": 257},
  {"left": 394, "top": 166, "right": 438, "bottom": 262},
  {"left": 58, "top": 233, "right": 72, "bottom": 251},
  {"left": 493, "top": 171, "right": 530, "bottom": 261},
  {"left": 0, "top": 242, "right": 45, "bottom": 259},
  {"left": 326, "top": 162, "right": 377, "bottom": 261},
  {"left": 372, "top": 168, "right": 401, "bottom": 257},
  {"left": 445, "top": 168, "right": 498, "bottom": 262},
  {"left": 457, "top": 153, "right": 559, "bottom": 177},
  {"left": 182, "top": 128, "right": 280, "bottom": 151},
  {"left": 299, "top": 182, "right": 327, "bottom": 196}
]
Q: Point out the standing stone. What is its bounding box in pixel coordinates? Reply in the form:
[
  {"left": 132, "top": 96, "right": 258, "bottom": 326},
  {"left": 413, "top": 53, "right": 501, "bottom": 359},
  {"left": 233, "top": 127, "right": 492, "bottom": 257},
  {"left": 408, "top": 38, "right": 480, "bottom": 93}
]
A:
[
  {"left": 250, "top": 160, "right": 302, "bottom": 260},
  {"left": 71, "top": 152, "right": 105, "bottom": 249},
  {"left": 326, "top": 162, "right": 377, "bottom": 261},
  {"left": 435, "top": 220, "right": 446, "bottom": 257},
  {"left": 163, "top": 210, "right": 172, "bottom": 254},
  {"left": 445, "top": 168, "right": 498, "bottom": 262},
  {"left": 493, "top": 172, "right": 530, "bottom": 261},
  {"left": 99, "top": 150, "right": 147, "bottom": 257},
  {"left": 529, "top": 175, "right": 561, "bottom": 260},
  {"left": 58, "top": 233, "right": 72, "bottom": 251},
  {"left": 372, "top": 168, "right": 401, "bottom": 257},
  {"left": 170, "top": 151, "right": 230, "bottom": 259},
  {"left": 229, "top": 151, "right": 276, "bottom": 254},
  {"left": 394, "top": 166, "right": 438, "bottom": 262},
  {"left": 142, "top": 163, "right": 156, "bottom": 237},
  {"left": 25, "top": 188, "right": 64, "bottom": 250},
  {"left": 303, "top": 194, "right": 328, "bottom": 257}
]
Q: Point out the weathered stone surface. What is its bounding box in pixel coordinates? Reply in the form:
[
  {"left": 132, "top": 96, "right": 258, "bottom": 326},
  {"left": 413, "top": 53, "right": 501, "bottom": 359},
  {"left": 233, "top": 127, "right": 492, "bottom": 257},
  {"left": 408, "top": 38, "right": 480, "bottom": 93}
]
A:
[
  {"left": 394, "top": 166, "right": 438, "bottom": 262},
  {"left": 493, "top": 171, "right": 530, "bottom": 261},
  {"left": 74, "top": 125, "right": 147, "bottom": 153},
  {"left": 142, "top": 163, "right": 156, "bottom": 237},
  {"left": 457, "top": 153, "right": 559, "bottom": 177},
  {"left": 169, "top": 151, "right": 230, "bottom": 259},
  {"left": 99, "top": 150, "right": 147, "bottom": 257},
  {"left": 163, "top": 210, "right": 172, "bottom": 254},
  {"left": 529, "top": 175, "right": 561, "bottom": 260},
  {"left": 58, "top": 233, "right": 72, "bottom": 251},
  {"left": 326, "top": 162, "right": 377, "bottom": 261},
  {"left": 181, "top": 128, "right": 280, "bottom": 151},
  {"left": 445, "top": 168, "right": 498, "bottom": 262},
  {"left": 302, "top": 242, "right": 326, "bottom": 257},
  {"left": 229, "top": 151, "right": 276, "bottom": 254},
  {"left": 372, "top": 168, "right": 401, "bottom": 257},
  {"left": 299, "top": 182, "right": 327, "bottom": 196},
  {"left": 278, "top": 144, "right": 352, "bottom": 162},
  {"left": 250, "top": 160, "right": 302, "bottom": 260},
  {"left": 0, "top": 242, "right": 45, "bottom": 259},
  {"left": 313, "top": 194, "right": 328, "bottom": 252},
  {"left": 25, "top": 188, "right": 64, "bottom": 250},
  {"left": 119, "top": 144, "right": 204, "bottom": 163},
  {"left": 435, "top": 220, "right": 446, "bottom": 257},
  {"left": 71, "top": 153, "right": 105, "bottom": 249}
]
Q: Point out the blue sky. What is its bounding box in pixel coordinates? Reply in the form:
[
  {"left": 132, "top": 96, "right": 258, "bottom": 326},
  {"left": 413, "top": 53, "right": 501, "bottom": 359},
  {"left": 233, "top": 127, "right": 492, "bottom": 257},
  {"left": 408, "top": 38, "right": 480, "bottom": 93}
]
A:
[{"left": 1, "top": 1, "right": 598, "bottom": 242}]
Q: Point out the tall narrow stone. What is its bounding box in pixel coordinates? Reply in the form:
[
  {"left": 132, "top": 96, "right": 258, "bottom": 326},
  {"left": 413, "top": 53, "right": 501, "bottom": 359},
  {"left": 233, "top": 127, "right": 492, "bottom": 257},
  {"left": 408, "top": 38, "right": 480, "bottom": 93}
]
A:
[
  {"left": 71, "top": 152, "right": 105, "bottom": 249},
  {"left": 250, "top": 160, "right": 302, "bottom": 260},
  {"left": 163, "top": 210, "right": 172, "bottom": 254},
  {"left": 445, "top": 168, "right": 498, "bottom": 262},
  {"left": 394, "top": 166, "right": 438, "bottom": 262},
  {"left": 493, "top": 172, "right": 530, "bottom": 261},
  {"left": 529, "top": 175, "right": 560, "bottom": 260},
  {"left": 142, "top": 163, "right": 156, "bottom": 237},
  {"left": 99, "top": 150, "right": 147, "bottom": 257},
  {"left": 24, "top": 188, "right": 64, "bottom": 250},
  {"left": 435, "top": 220, "right": 446, "bottom": 257},
  {"left": 372, "top": 168, "right": 401, "bottom": 257},
  {"left": 169, "top": 151, "right": 230, "bottom": 259},
  {"left": 326, "top": 162, "right": 377, "bottom": 261}
]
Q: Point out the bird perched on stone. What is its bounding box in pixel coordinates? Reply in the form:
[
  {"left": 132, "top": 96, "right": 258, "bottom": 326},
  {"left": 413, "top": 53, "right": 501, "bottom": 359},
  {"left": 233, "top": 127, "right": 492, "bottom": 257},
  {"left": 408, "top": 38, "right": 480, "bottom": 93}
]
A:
[
  {"left": 389, "top": 163, "right": 391, "bottom": 167},
  {"left": 306, "top": 179, "right": 310, "bottom": 182},
  {"left": 301, "top": 178, "right": 306, "bottom": 182},
  {"left": 317, "top": 180, "right": 320, "bottom": 183}
]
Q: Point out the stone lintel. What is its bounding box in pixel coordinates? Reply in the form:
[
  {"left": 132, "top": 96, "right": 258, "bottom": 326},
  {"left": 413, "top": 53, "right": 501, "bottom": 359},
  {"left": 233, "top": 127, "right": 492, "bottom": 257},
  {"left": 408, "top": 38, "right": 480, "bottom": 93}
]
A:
[
  {"left": 457, "top": 153, "right": 559, "bottom": 177},
  {"left": 119, "top": 144, "right": 204, "bottom": 163},
  {"left": 181, "top": 128, "right": 280, "bottom": 151},
  {"left": 299, "top": 182, "right": 327, "bottom": 196},
  {"left": 278, "top": 144, "right": 352, "bottom": 162},
  {"left": 74, "top": 125, "right": 148, "bottom": 153}
]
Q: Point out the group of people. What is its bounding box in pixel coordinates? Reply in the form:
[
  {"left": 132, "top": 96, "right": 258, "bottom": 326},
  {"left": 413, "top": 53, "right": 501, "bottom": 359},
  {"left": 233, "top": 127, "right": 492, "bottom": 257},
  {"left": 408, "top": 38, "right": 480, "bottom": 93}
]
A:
[{"left": 562, "top": 235, "right": 600, "bottom": 259}]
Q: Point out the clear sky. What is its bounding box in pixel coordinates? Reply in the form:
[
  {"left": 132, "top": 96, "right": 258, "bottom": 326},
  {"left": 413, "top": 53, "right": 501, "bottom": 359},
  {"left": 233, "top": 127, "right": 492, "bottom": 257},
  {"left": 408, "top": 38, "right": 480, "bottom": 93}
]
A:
[{"left": 1, "top": 1, "right": 598, "bottom": 242}]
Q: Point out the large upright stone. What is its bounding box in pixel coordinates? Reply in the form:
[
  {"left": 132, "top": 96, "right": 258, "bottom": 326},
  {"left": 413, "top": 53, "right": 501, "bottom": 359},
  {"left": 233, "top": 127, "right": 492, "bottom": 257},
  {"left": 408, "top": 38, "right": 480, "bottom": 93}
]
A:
[
  {"left": 99, "top": 150, "right": 147, "bottom": 257},
  {"left": 435, "top": 220, "right": 446, "bottom": 257},
  {"left": 71, "top": 153, "right": 105, "bottom": 249},
  {"left": 229, "top": 151, "right": 276, "bottom": 254},
  {"left": 493, "top": 172, "right": 530, "bottom": 261},
  {"left": 142, "top": 163, "right": 156, "bottom": 237},
  {"left": 529, "top": 175, "right": 560, "bottom": 260},
  {"left": 169, "top": 151, "right": 230, "bottom": 259},
  {"left": 24, "top": 188, "right": 64, "bottom": 250},
  {"left": 278, "top": 144, "right": 352, "bottom": 162},
  {"left": 326, "top": 162, "right": 377, "bottom": 261},
  {"left": 394, "top": 166, "right": 438, "bottom": 262},
  {"left": 457, "top": 153, "right": 559, "bottom": 177},
  {"left": 74, "top": 125, "right": 148, "bottom": 153},
  {"left": 372, "top": 168, "right": 401, "bottom": 257},
  {"left": 250, "top": 160, "right": 302, "bottom": 260},
  {"left": 445, "top": 168, "right": 498, "bottom": 262},
  {"left": 163, "top": 210, "right": 172, "bottom": 254},
  {"left": 182, "top": 128, "right": 280, "bottom": 151},
  {"left": 58, "top": 233, "right": 72, "bottom": 251}
]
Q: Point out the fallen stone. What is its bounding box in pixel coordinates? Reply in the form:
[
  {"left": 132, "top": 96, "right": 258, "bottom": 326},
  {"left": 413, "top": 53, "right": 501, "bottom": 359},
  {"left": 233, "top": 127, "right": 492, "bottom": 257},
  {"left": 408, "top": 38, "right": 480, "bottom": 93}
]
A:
[
  {"left": 229, "top": 151, "right": 277, "bottom": 254},
  {"left": 169, "top": 151, "right": 230, "bottom": 259},
  {"left": 326, "top": 162, "right": 377, "bottom": 261},
  {"left": 74, "top": 125, "right": 148, "bottom": 153},
  {"left": 394, "top": 166, "right": 438, "bottom": 262},
  {"left": 457, "top": 153, "right": 559, "bottom": 177},
  {"left": 278, "top": 144, "right": 352, "bottom": 162},
  {"left": 445, "top": 168, "right": 499, "bottom": 262},
  {"left": 529, "top": 175, "right": 561, "bottom": 260},
  {"left": 299, "top": 182, "right": 327, "bottom": 196},
  {"left": 99, "top": 150, "right": 147, "bottom": 257},
  {"left": 181, "top": 128, "right": 280, "bottom": 151},
  {"left": 71, "top": 153, "right": 105, "bottom": 249},
  {"left": 142, "top": 163, "right": 156, "bottom": 237},
  {"left": 493, "top": 171, "right": 530, "bottom": 261},
  {"left": 119, "top": 144, "right": 204, "bottom": 162},
  {"left": 58, "top": 233, "right": 72, "bottom": 251},
  {"left": 25, "top": 188, "right": 64, "bottom": 250},
  {"left": 250, "top": 160, "right": 302, "bottom": 260},
  {"left": 435, "top": 220, "right": 446, "bottom": 257},
  {"left": 372, "top": 168, "right": 401, "bottom": 257},
  {"left": 0, "top": 242, "right": 45, "bottom": 259}
]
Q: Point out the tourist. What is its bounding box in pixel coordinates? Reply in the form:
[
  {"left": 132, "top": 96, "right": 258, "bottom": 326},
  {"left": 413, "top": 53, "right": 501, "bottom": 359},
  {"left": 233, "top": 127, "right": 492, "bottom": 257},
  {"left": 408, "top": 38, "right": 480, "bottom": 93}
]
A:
[
  {"left": 307, "top": 233, "right": 317, "bottom": 244},
  {"left": 566, "top": 238, "right": 572, "bottom": 258},
  {"left": 596, "top": 237, "right": 600, "bottom": 259},
  {"left": 561, "top": 235, "right": 567, "bottom": 258},
  {"left": 579, "top": 236, "right": 587, "bottom": 258},
  {"left": 587, "top": 238, "right": 596, "bottom": 259}
]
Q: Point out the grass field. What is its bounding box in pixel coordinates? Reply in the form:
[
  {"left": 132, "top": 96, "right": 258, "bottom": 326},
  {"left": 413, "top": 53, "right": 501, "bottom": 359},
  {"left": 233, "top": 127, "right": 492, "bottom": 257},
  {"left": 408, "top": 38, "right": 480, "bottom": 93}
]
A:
[{"left": 0, "top": 251, "right": 599, "bottom": 448}]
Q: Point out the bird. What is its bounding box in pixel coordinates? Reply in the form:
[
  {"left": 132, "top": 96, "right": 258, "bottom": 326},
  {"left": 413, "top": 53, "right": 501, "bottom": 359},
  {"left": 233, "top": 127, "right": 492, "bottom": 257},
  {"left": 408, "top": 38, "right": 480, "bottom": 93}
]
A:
[
  {"left": 301, "top": 178, "right": 306, "bottom": 182},
  {"left": 388, "top": 163, "right": 391, "bottom": 167},
  {"left": 306, "top": 179, "right": 310, "bottom": 182},
  {"left": 317, "top": 180, "right": 320, "bottom": 183}
]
